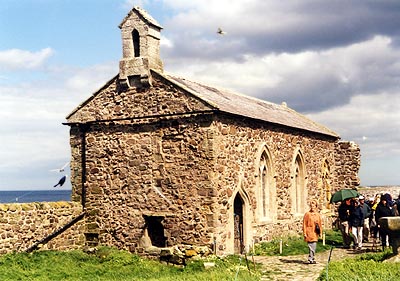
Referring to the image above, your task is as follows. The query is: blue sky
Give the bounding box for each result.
[1,0,400,190]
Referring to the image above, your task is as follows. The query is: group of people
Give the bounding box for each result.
[338,192,399,251]
[301,192,400,264]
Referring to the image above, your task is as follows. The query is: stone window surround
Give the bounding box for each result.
[255,144,277,223]
[290,147,307,217]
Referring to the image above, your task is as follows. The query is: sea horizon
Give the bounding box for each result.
[0,189,72,204]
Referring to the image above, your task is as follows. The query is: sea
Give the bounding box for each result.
[0,189,72,204]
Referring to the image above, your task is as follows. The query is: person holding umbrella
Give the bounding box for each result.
[338,198,354,248]
[303,199,323,264]
[331,189,359,249]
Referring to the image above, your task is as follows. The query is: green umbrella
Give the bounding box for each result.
[330,189,360,203]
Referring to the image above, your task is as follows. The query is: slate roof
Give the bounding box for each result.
[119,6,163,29]
[158,71,339,138]
[66,70,339,138]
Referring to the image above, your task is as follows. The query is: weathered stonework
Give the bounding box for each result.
[65,73,360,255]
[0,202,84,254]
[334,141,361,189]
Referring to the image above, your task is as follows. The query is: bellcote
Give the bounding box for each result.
[118,6,163,88]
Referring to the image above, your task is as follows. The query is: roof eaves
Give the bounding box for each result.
[219,110,339,139]
[289,108,340,138]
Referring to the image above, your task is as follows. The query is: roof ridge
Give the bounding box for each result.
[119,6,163,29]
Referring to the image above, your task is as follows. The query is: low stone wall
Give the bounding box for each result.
[0,201,85,254]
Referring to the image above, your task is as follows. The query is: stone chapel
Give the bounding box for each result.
[65,7,360,255]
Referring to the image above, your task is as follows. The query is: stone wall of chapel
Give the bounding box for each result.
[67,77,359,254]
[333,141,361,190]
[70,116,217,252]
[69,126,84,204]
[67,75,211,124]
[210,116,338,249]
[69,114,346,254]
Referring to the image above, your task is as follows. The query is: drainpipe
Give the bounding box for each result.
[79,123,89,209]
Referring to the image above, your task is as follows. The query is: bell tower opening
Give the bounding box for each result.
[132,29,140,57]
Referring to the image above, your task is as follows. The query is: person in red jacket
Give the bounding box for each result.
[303,199,323,264]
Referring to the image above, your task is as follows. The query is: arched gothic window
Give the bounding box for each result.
[291,152,306,215]
[321,160,331,210]
[257,146,276,221]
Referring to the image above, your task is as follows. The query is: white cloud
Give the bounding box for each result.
[65,63,118,93]
[0,48,54,70]
[307,92,400,186]
[160,35,174,48]
[164,35,400,113]
[0,58,118,190]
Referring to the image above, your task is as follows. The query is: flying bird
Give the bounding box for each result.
[54,175,67,188]
[217,27,226,35]
[50,162,69,173]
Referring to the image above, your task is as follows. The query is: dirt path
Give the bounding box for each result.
[252,241,378,281]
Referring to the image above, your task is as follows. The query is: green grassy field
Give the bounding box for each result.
[317,250,400,281]
[0,247,259,281]
[1,230,399,280]
[253,229,343,256]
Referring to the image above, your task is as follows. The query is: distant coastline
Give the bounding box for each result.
[0,189,72,204]
[358,185,400,200]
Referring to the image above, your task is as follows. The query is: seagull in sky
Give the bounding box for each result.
[50,162,69,173]
[217,27,226,35]
[54,175,67,188]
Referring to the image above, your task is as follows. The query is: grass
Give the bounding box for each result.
[318,250,400,281]
[1,230,398,280]
[0,247,260,281]
[253,229,342,256]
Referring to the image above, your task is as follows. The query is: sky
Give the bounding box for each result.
[1,0,400,190]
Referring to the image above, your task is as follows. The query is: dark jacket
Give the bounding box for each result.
[349,205,364,227]
[338,202,353,221]
[361,203,372,220]
[375,202,394,225]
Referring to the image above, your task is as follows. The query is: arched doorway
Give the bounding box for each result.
[234,193,244,254]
